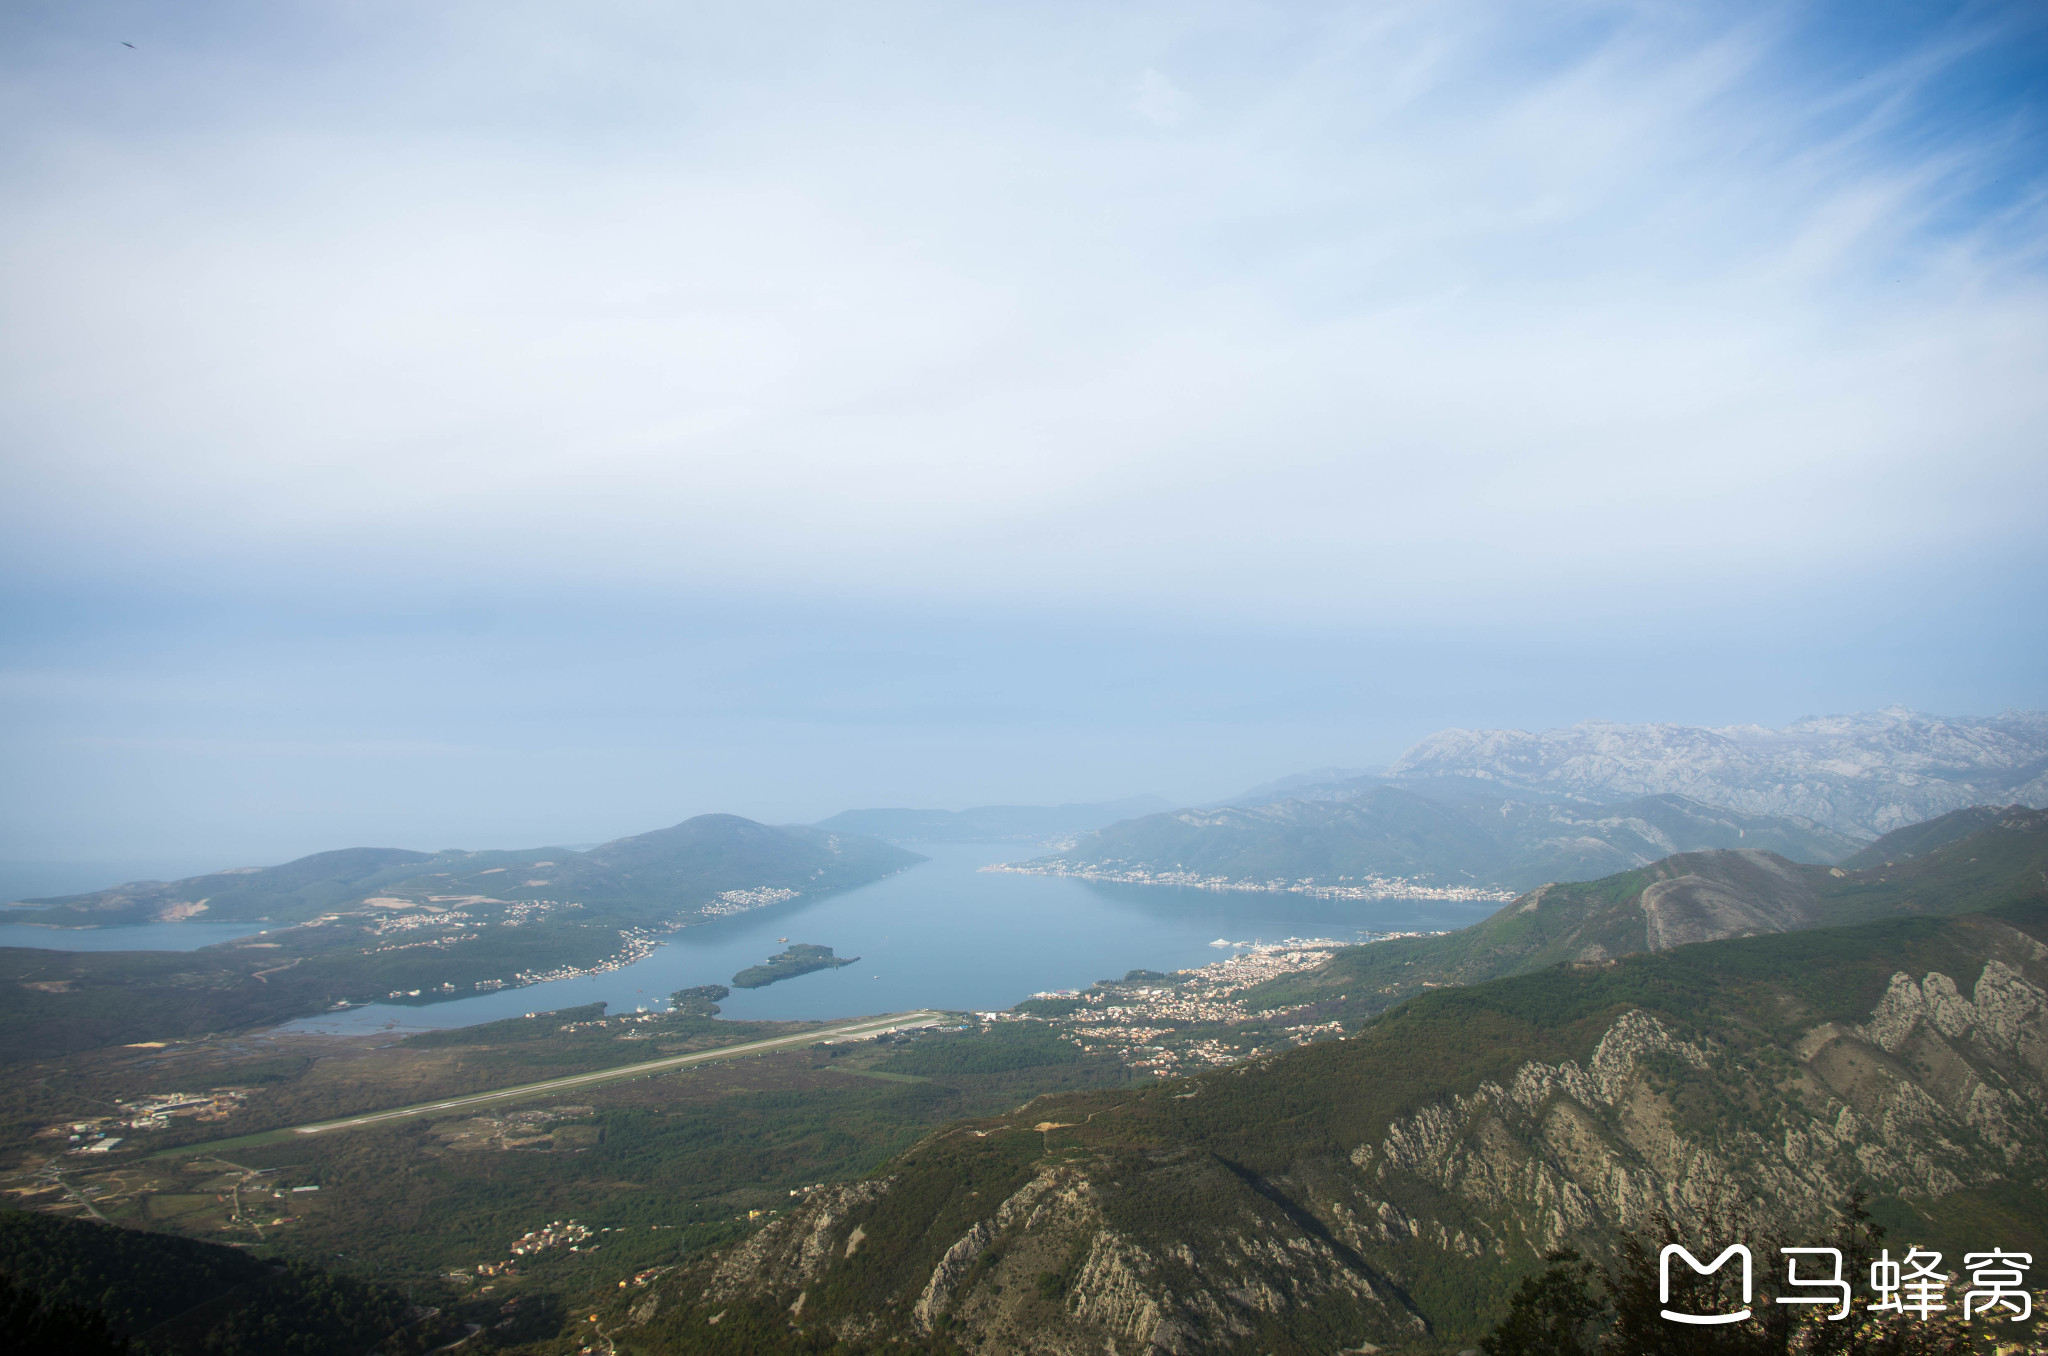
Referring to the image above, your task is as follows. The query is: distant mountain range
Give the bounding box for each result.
[1253,706,2048,838]
[2,814,922,927]
[626,805,2048,1352]
[1245,804,2048,1013]
[813,796,1172,844]
[1010,788,1863,897]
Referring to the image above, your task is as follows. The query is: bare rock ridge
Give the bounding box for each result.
[1369,706,2048,838]
[611,863,2048,1354]
[1635,849,1816,950]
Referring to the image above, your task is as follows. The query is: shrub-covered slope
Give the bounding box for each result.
[0,816,922,1058]
[1240,805,2048,1017]
[1019,788,1861,895]
[606,893,2048,1354]
[0,1211,457,1354]
[6,815,922,928]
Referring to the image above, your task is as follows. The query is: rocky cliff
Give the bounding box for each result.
[603,893,2048,1354]
[1380,707,2048,838]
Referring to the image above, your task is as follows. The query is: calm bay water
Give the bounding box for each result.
[284,843,1499,1036]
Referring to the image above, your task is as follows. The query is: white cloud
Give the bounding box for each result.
[1131,68,1195,127]
[0,0,2042,624]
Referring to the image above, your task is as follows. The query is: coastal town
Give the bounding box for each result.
[984,860,1516,903]
[981,933,1446,1075]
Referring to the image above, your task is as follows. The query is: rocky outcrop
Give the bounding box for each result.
[1636,849,1817,949]
[702,1177,894,1303]
[619,913,2048,1355]
[1388,708,2048,837]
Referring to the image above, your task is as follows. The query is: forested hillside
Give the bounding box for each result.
[1239,805,2048,1018]
[0,1211,459,1354]
[603,884,2048,1353]
[0,816,923,1057]
[1018,788,1863,896]
[5,815,922,927]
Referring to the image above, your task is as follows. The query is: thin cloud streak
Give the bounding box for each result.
[0,1,2044,863]
[0,1,2042,618]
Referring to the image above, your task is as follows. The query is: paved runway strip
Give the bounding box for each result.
[288,1010,949,1137]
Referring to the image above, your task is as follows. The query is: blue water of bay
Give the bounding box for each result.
[283,843,1499,1036]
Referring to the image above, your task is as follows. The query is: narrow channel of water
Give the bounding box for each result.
[282,843,1500,1036]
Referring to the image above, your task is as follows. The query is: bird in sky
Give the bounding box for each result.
[122,42,134,48]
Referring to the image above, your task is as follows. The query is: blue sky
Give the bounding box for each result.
[3,1,2046,870]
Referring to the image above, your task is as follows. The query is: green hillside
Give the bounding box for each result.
[732,943,859,989]
[1017,788,1861,896]
[1,846,441,925]
[0,1210,462,1353]
[0,816,924,1058]
[5,815,923,928]
[601,856,2048,1353]
[1240,804,2048,1017]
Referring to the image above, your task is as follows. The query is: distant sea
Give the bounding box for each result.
[0,859,238,906]
[281,843,1499,1037]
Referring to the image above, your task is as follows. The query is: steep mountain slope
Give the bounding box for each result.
[0,846,440,924]
[0,1209,461,1352]
[1377,707,2048,837]
[1840,804,2014,866]
[1012,789,1859,896]
[814,798,1173,844]
[5,816,922,927]
[472,817,923,918]
[1243,805,2048,1017]
[607,895,2048,1354]
[1021,788,1511,889]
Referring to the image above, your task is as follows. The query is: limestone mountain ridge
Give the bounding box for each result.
[605,816,2048,1354]
[1259,707,2048,839]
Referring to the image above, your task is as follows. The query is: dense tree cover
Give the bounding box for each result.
[401,1003,611,1048]
[588,880,2048,1351]
[0,1209,265,1333]
[1482,1198,1985,1356]
[0,815,925,1060]
[1031,789,1866,894]
[146,1261,426,1356]
[668,985,730,1017]
[187,1039,1133,1280]
[873,1023,1082,1077]
[0,1269,128,1354]
[731,945,857,990]
[1238,807,2048,1020]
[9,817,922,929]
[0,918,633,1062]
[0,1212,453,1355]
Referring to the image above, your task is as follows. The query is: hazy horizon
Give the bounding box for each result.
[5,1,2045,867]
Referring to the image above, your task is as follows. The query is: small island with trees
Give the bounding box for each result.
[730,943,859,989]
